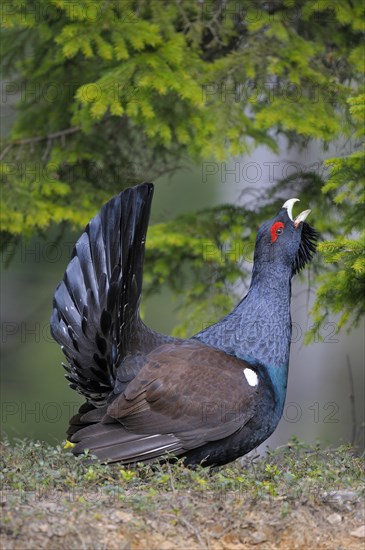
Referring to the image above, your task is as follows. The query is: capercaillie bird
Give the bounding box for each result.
[51,183,317,466]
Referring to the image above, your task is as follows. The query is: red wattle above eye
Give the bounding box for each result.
[270,222,284,243]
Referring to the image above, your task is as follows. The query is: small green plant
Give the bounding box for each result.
[1,434,363,508]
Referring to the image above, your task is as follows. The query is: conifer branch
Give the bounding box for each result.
[0,127,81,161]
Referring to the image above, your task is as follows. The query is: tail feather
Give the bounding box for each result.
[71,421,183,464]
[67,402,184,465]
[51,183,154,406]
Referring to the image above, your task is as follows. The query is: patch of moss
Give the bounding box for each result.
[1,435,363,507]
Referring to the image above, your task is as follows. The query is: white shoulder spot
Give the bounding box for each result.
[243,368,258,387]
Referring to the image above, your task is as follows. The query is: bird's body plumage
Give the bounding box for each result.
[51,183,317,466]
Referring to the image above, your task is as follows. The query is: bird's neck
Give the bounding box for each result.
[194,263,293,413]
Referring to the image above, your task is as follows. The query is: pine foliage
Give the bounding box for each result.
[1,1,364,336]
[308,95,365,334]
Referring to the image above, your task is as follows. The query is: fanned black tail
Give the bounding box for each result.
[51,183,154,406]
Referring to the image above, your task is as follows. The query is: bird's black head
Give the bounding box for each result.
[254,199,318,276]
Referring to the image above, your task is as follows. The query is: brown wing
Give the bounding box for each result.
[71,340,262,463]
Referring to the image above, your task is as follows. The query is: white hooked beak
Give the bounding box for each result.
[282,198,311,228]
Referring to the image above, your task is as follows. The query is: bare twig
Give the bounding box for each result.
[0,126,81,161]
[167,461,176,494]
[346,355,357,447]
[163,513,207,549]
[0,143,13,161]
[41,139,52,162]
[178,516,207,550]
[11,126,80,145]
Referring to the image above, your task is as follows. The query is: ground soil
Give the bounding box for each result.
[1,486,364,549]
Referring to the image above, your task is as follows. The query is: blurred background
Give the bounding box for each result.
[1,1,364,452]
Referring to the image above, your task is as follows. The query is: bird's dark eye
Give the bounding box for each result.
[276,228,283,235]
